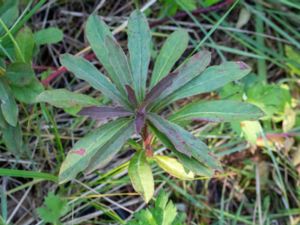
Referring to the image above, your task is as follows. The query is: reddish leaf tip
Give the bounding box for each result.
[236,61,249,70]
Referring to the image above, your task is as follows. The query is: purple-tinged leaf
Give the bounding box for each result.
[125,85,138,107]
[148,113,221,170]
[144,71,178,107]
[78,106,133,120]
[135,107,146,134]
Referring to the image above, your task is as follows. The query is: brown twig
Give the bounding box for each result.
[41,0,234,86]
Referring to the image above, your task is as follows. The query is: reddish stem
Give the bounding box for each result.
[41,53,95,86]
[142,126,153,157]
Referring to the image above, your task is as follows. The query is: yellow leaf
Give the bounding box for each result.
[240,121,262,144]
[154,155,194,180]
[282,104,296,132]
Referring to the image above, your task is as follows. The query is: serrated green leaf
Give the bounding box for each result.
[59,118,133,183]
[84,120,135,174]
[11,78,44,104]
[105,36,132,91]
[154,61,251,111]
[128,150,154,203]
[128,10,151,102]
[34,27,63,45]
[86,15,126,94]
[170,100,264,122]
[15,27,34,63]
[154,155,194,180]
[5,62,34,86]
[60,54,130,109]
[151,50,211,110]
[150,29,189,88]
[37,192,69,225]
[148,113,221,170]
[0,79,18,126]
[36,89,99,109]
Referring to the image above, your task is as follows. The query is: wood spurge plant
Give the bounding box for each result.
[39,10,263,202]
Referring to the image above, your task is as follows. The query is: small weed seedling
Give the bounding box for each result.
[127,190,185,225]
[37,10,263,202]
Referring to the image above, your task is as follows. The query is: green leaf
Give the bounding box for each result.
[150,29,189,88]
[105,36,132,91]
[36,89,99,109]
[174,151,214,177]
[60,54,130,109]
[0,79,18,126]
[15,27,34,63]
[128,10,151,102]
[2,122,23,155]
[0,1,18,36]
[11,78,44,104]
[37,192,69,225]
[151,50,211,110]
[170,100,264,123]
[0,168,57,182]
[246,83,291,118]
[84,120,135,174]
[86,15,126,94]
[59,118,133,183]
[34,27,63,45]
[148,113,221,170]
[154,61,251,111]
[178,0,197,10]
[5,62,35,86]
[154,155,194,180]
[128,150,154,203]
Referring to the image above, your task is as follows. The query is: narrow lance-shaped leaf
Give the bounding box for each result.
[135,107,146,134]
[36,89,99,109]
[0,79,18,127]
[125,85,138,107]
[128,150,154,203]
[86,15,126,94]
[78,106,133,120]
[105,36,133,92]
[85,121,135,174]
[170,100,264,123]
[173,151,214,177]
[60,54,130,109]
[154,155,194,180]
[144,72,178,107]
[149,123,214,177]
[150,29,189,88]
[59,118,133,183]
[151,50,211,109]
[153,61,251,111]
[128,10,151,102]
[148,113,221,170]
